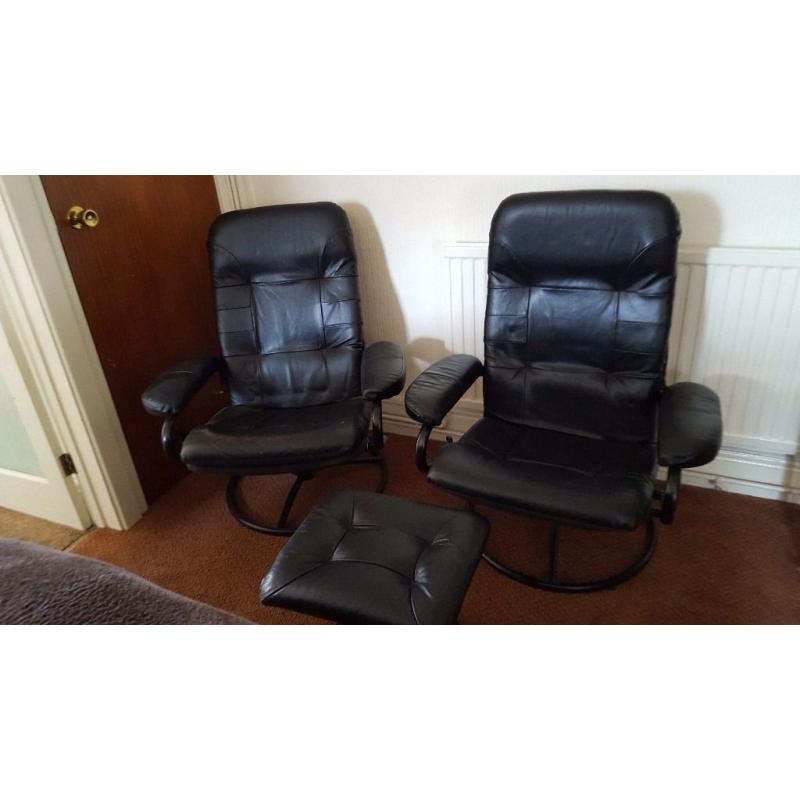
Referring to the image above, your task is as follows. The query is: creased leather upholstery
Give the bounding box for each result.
[415,191,719,532]
[429,417,656,530]
[181,397,371,473]
[209,203,363,408]
[361,340,406,401]
[658,382,722,468]
[141,355,219,416]
[141,202,405,476]
[485,191,680,440]
[260,491,488,624]
[404,354,483,427]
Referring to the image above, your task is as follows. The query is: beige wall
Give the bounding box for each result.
[234,175,800,375]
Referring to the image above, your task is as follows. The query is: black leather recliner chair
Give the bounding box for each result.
[405,191,722,591]
[142,202,405,534]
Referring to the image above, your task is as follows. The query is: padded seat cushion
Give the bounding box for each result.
[428,417,657,530]
[260,491,488,624]
[181,398,371,473]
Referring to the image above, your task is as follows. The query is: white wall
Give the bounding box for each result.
[236,175,800,377]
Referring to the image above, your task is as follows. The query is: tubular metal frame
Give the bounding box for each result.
[225,453,389,536]
[161,399,389,537]
[480,514,658,593]
[415,421,681,593]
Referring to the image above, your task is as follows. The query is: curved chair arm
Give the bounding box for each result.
[142,355,220,416]
[404,354,483,472]
[141,355,221,460]
[658,382,722,469]
[656,382,722,524]
[361,341,406,401]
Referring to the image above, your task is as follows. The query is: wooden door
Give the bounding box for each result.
[40,176,224,504]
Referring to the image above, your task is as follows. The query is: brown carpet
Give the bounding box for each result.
[0,506,86,551]
[71,435,800,624]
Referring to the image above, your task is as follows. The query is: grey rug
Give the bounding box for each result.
[0,538,250,624]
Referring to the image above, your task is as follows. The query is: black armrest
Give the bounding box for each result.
[658,382,722,469]
[361,341,406,401]
[405,354,483,428]
[141,355,220,416]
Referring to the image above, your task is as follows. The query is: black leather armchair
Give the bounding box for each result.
[142,202,405,535]
[405,191,722,591]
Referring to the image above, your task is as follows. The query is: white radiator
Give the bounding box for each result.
[439,243,800,502]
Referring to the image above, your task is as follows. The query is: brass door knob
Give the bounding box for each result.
[67,205,99,229]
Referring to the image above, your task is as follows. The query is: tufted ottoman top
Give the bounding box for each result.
[260,491,488,624]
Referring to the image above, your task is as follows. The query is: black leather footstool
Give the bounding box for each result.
[260,491,488,624]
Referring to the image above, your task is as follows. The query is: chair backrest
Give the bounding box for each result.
[485,191,680,442]
[208,202,363,407]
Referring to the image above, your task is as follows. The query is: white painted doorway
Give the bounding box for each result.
[0,293,90,529]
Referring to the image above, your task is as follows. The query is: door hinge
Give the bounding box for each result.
[59,453,77,476]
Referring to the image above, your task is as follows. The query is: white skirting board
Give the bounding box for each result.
[383,244,800,506]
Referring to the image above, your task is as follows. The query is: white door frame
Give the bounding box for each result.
[0,176,147,530]
[0,288,91,529]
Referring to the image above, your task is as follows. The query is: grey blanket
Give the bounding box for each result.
[0,538,250,625]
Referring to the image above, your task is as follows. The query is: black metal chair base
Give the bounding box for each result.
[481,515,657,593]
[225,454,389,537]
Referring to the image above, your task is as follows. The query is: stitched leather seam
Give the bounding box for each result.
[408,515,465,623]
[524,284,533,421]
[326,558,415,582]
[408,588,421,624]
[490,238,525,268]
[611,289,621,373]
[460,441,653,479]
[262,564,327,600]
[272,561,416,623]
[424,514,462,547]
[485,363,658,378]
[491,281,670,297]
[613,348,660,356]
[227,277,355,287]
[317,230,353,349]
[321,229,351,253]
[625,235,672,272]
[323,504,356,563]
[347,519,432,547]
[248,285,264,404]
[211,242,245,271]
[213,243,263,402]
[489,235,672,283]
[541,286,670,296]
[461,435,499,458]
[318,268,328,353]
[226,344,355,358]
